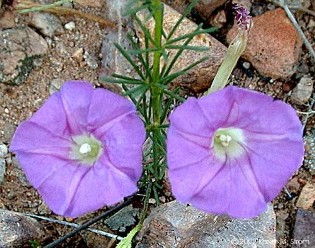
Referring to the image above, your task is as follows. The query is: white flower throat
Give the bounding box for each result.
[212,127,246,161]
[70,134,103,165]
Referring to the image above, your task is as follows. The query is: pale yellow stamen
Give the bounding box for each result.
[79,143,92,154]
[218,134,232,147]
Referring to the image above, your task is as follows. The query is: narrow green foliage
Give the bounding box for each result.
[102,0,214,198]
[103,3,214,245]
[101,76,144,85]
[159,56,209,85]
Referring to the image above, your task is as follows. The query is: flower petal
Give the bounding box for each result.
[28,93,70,137]
[189,157,267,218]
[217,87,303,133]
[168,153,224,202]
[13,152,88,215]
[10,121,70,158]
[168,97,211,136]
[198,87,237,128]
[167,127,210,169]
[87,88,136,135]
[246,137,304,202]
[59,80,94,135]
[103,113,145,181]
[64,155,138,217]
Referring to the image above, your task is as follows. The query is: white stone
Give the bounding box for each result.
[65,21,76,31]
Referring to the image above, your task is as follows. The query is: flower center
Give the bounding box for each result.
[212,127,246,161]
[70,134,103,165]
[217,134,232,147]
[79,143,92,154]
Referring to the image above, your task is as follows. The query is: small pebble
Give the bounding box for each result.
[308,19,315,29]
[0,144,8,157]
[149,198,156,204]
[4,108,9,114]
[0,159,5,184]
[72,48,84,61]
[49,79,64,95]
[159,196,166,203]
[64,21,76,31]
[291,75,314,105]
[242,62,251,70]
[83,51,99,69]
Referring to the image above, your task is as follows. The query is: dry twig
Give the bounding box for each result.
[15,0,116,28]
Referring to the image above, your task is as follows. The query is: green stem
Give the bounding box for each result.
[151,0,163,124]
[151,0,163,176]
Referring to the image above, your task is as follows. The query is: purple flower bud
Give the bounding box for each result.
[10,81,145,218]
[232,3,252,31]
[167,86,304,218]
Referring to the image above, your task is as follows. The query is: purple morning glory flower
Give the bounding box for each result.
[10,81,145,218]
[167,86,304,218]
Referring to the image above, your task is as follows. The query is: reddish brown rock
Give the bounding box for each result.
[227,8,303,79]
[194,0,228,20]
[0,11,15,29]
[29,12,64,37]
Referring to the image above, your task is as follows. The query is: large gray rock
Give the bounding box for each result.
[29,12,64,38]
[136,201,276,248]
[100,0,135,93]
[105,205,139,232]
[0,27,48,85]
[0,209,47,248]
